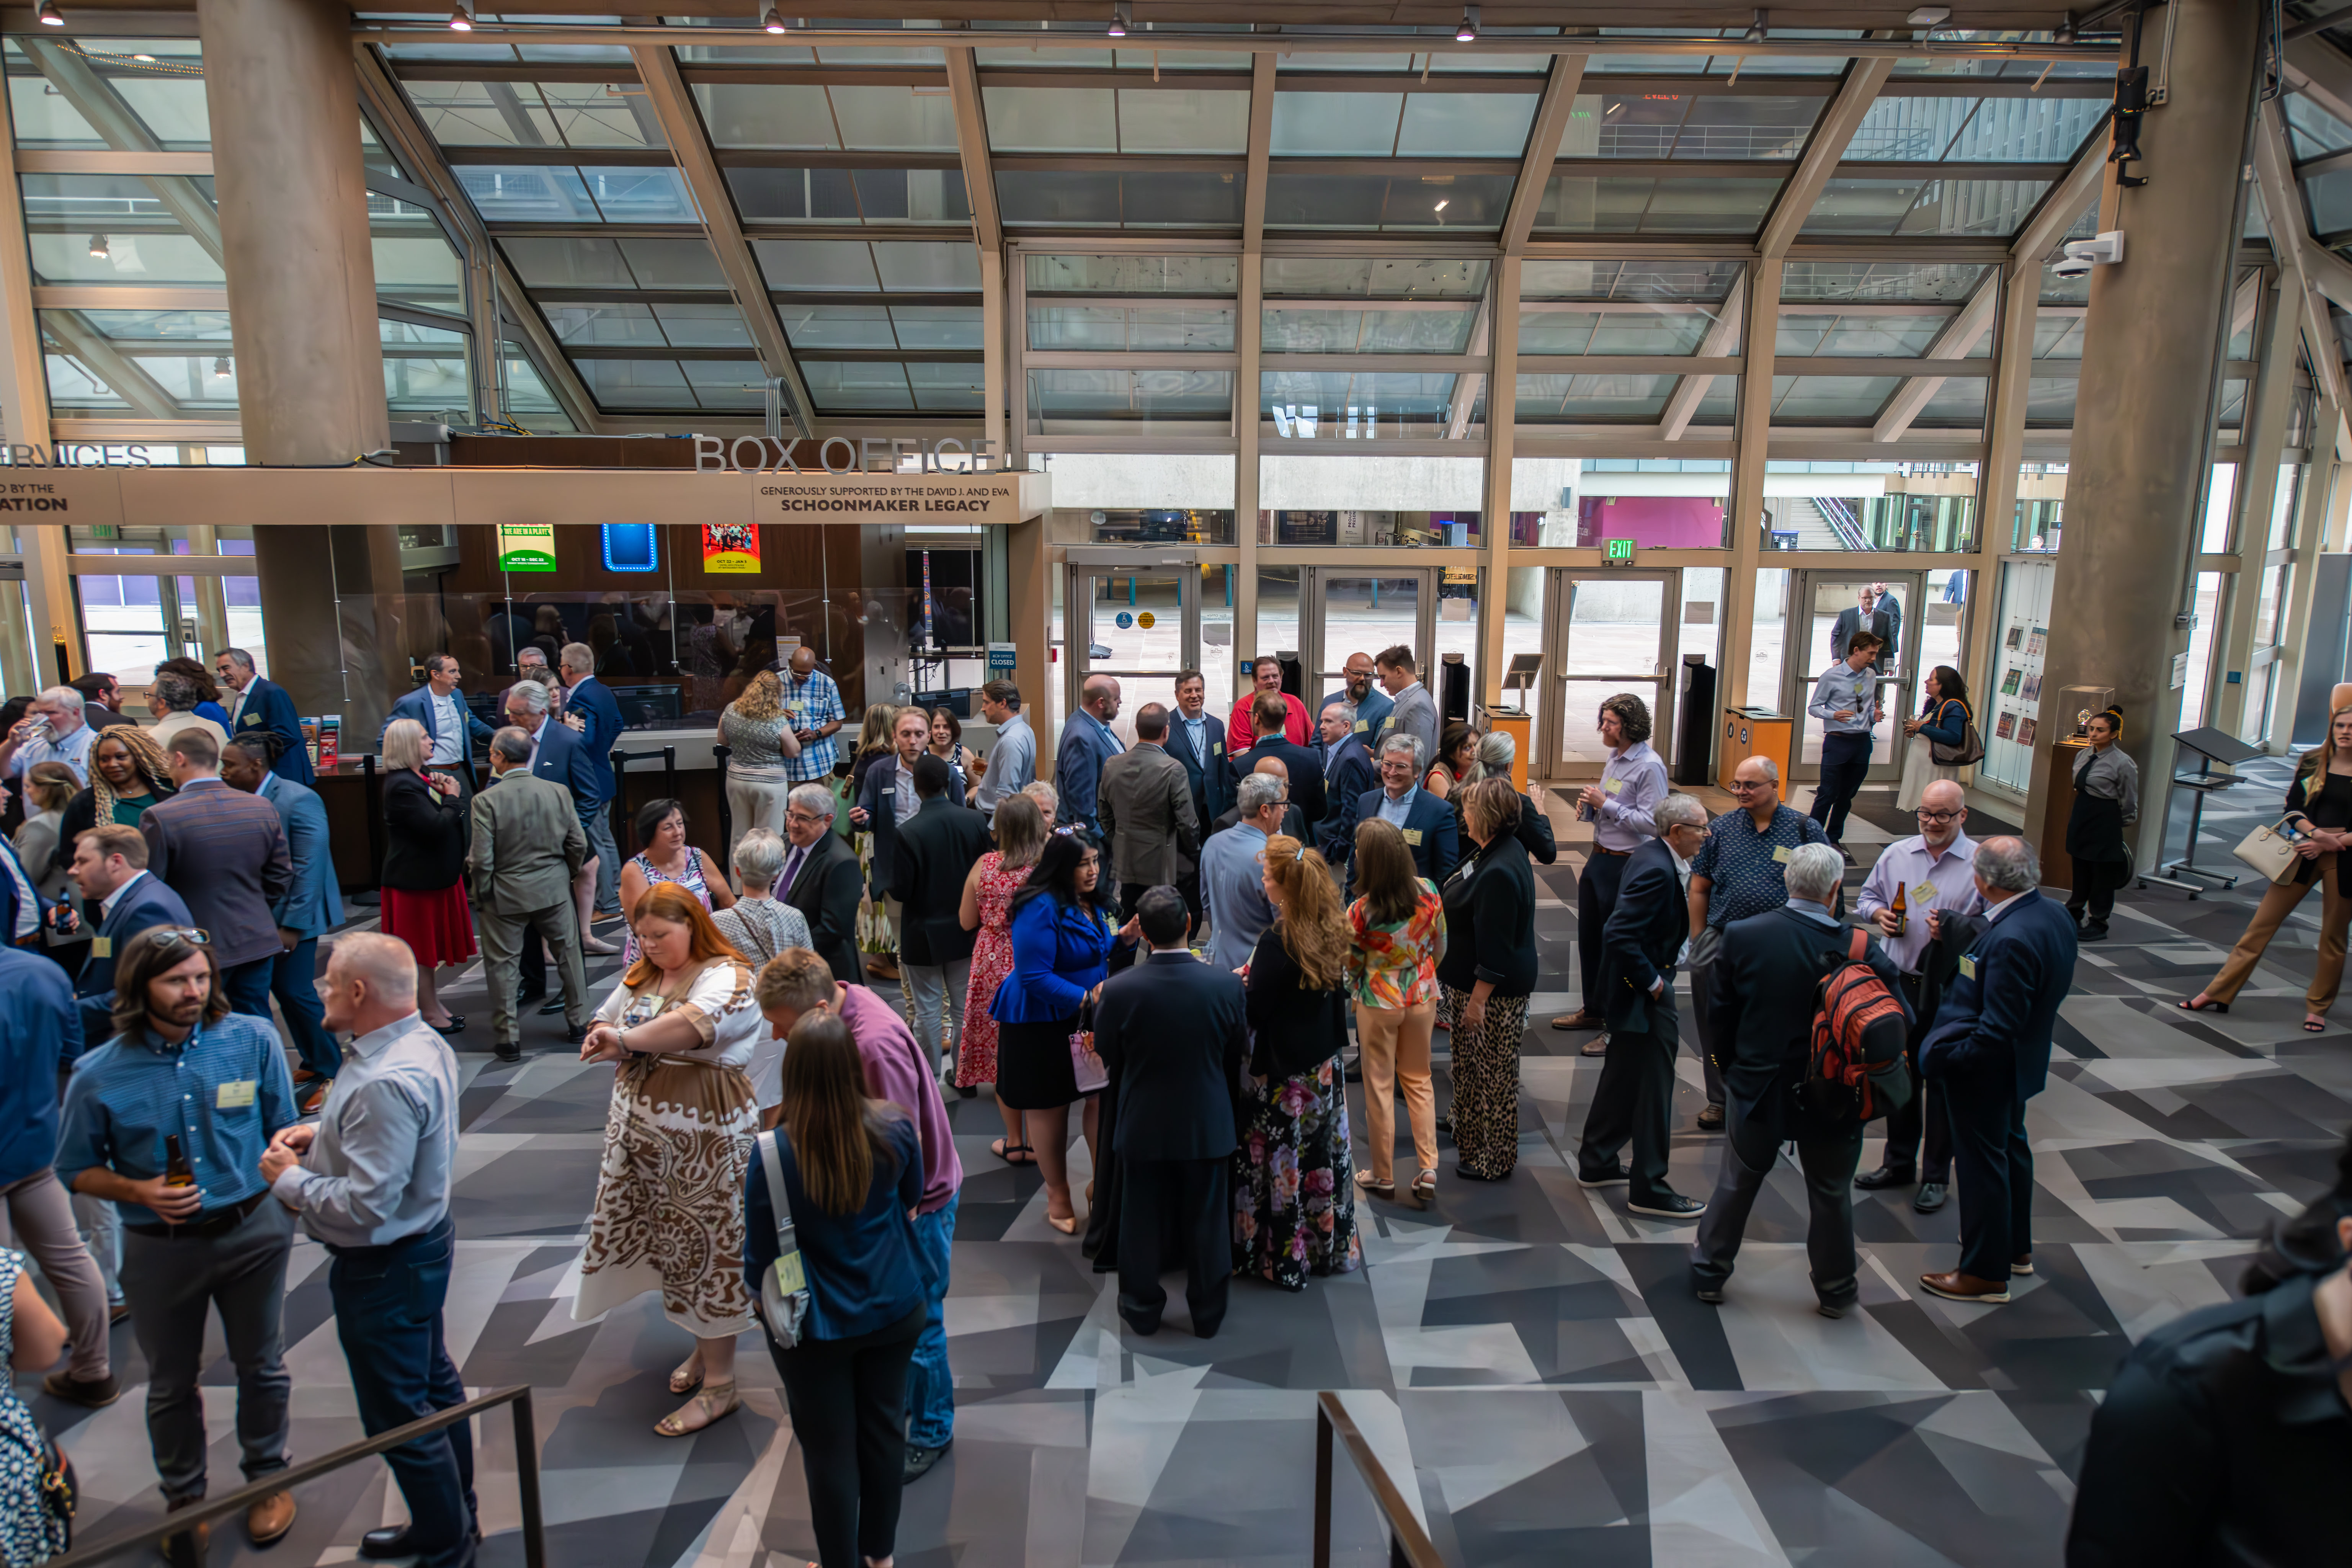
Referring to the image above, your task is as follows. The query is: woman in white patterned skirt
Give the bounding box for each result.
[573,881,765,1437]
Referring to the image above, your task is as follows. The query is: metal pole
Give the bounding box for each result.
[1312,1401,1334,1568]
[511,1390,546,1568]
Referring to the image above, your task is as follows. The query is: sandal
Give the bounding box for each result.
[1355,1171,1395,1196]
[990,1138,1036,1167]
[655,1380,738,1438]
[2177,996,2230,1014]
[2306,1015,2328,1033]
[1411,1171,1437,1199]
[668,1354,703,1396]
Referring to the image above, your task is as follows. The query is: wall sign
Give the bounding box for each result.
[601,523,658,573]
[497,523,556,572]
[987,642,1016,670]
[1603,537,1636,562]
[702,523,761,574]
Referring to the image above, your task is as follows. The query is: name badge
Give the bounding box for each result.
[92,936,111,958]
[773,1249,807,1295]
[1771,845,1792,864]
[216,1080,257,1109]
[1213,742,1223,756]
[1958,954,1977,980]
[1354,719,1369,733]
[1604,778,1625,795]
[1402,828,1424,846]
[881,787,893,797]
[1912,880,1939,906]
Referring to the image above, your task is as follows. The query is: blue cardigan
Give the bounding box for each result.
[1917,697,1970,748]
[743,1116,924,1342]
[990,892,1115,1024]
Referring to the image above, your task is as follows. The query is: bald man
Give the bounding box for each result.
[262,933,476,1566]
[1055,674,1126,839]
[1209,754,1306,842]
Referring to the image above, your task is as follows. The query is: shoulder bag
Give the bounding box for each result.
[1928,700,1986,768]
[2231,816,2309,886]
[752,1130,815,1351]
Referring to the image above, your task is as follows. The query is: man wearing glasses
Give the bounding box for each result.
[1851,778,1985,1214]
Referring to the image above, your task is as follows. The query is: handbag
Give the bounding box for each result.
[2231,817,2309,885]
[1928,701,1986,767]
[752,1130,815,1351]
[1068,997,1109,1095]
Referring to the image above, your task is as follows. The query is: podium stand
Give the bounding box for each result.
[2143,725,2265,897]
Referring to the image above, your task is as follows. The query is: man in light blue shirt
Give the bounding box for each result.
[0,684,96,784]
[1200,771,1284,970]
[973,679,1034,820]
[782,647,847,784]
[262,932,476,1568]
[1805,630,1884,854]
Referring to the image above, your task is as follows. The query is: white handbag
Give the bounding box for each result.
[2230,818,2307,886]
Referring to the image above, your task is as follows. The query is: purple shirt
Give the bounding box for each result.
[838,983,963,1214]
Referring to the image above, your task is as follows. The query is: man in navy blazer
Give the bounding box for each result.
[1316,701,1375,857]
[1055,675,1125,840]
[1334,734,1457,889]
[1226,691,1325,833]
[224,737,346,1104]
[387,655,498,809]
[1578,796,1710,1220]
[558,642,626,917]
[1917,836,2079,1305]
[852,707,966,916]
[60,823,192,1049]
[503,681,600,805]
[1168,673,1231,931]
[215,648,312,785]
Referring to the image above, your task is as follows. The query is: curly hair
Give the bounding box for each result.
[731,668,786,722]
[1599,692,1652,746]
[90,723,174,822]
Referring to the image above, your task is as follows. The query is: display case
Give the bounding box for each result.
[2055,685,2118,740]
[1981,559,2055,792]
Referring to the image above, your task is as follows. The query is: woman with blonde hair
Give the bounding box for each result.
[378,716,474,1034]
[1233,834,1364,1288]
[575,882,763,1436]
[2186,704,2352,1030]
[1346,818,1446,1201]
[718,668,803,859]
[13,761,79,908]
[849,701,904,979]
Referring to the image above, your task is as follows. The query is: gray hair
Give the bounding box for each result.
[1377,732,1424,768]
[1327,701,1357,727]
[152,673,199,713]
[1237,771,1285,817]
[381,717,428,773]
[1740,755,1781,786]
[1784,842,1844,903]
[218,648,256,674]
[36,685,83,715]
[732,826,787,889]
[787,782,836,820]
[489,725,534,765]
[1655,793,1707,835]
[1975,836,2041,893]
[506,679,550,715]
[1476,730,1515,773]
[560,641,595,675]
[1021,779,1058,812]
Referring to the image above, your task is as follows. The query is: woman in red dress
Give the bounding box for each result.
[958,792,1049,1164]
[378,717,477,1034]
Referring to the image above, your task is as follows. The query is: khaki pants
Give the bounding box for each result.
[1356,996,1437,1186]
[2206,856,2352,1011]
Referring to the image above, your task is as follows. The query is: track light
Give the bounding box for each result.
[1744,8,1768,41]
[1455,4,1478,42]
[212,356,230,379]
[762,5,786,30]
[2054,11,2077,43]
[88,234,107,260]
[447,0,472,30]
[1107,1,1127,38]
[36,1,62,25]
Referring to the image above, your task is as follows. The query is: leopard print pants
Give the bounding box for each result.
[1443,986,1529,1180]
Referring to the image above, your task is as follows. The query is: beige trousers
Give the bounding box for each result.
[1356,996,1438,1185]
[2205,854,2352,1011]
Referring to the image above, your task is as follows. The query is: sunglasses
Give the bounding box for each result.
[147,926,212,951]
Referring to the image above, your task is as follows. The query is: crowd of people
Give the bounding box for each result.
[0,637,2347,1568]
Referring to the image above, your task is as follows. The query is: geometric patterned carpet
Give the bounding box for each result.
[19,771,2347,1566]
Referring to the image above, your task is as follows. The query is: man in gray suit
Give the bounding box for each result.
[1828,583,1901,673]
[470,726,591,1062]
[1373,645,1441,769]
[140,726,291,1021]
[1098,703,1200,923]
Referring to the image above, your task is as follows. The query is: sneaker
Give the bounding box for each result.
[1627,1193,1707,1220]
[2012,1253,2034,1276]
[2080,923,2109,942]
[42,1370,121,1408]
[903,1442,948,1482]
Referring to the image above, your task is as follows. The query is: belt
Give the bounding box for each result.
[126,1190,266,1240]
[323,1214,453,1259]
[1592,846,1631,858]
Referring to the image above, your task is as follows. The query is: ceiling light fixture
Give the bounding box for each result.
[1744,8,1768,41]
[1433,198,1449,211]
[1107,1,1128,38]
[87,233,107,260]
[447,0,473,30]
[36,1,62,25]
[213,356,230,380]
[2053,11,2077,43]
[1455,5,1479,43]
[131,52,154,61]
[762,5,786,31]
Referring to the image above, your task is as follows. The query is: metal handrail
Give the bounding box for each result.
[1312,1391,1444,1568]
[49,1383,545,1568]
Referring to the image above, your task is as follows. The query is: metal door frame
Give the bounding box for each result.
[1063,548,1201,721]
[1781,568,1928,784]
[1536,568,1679,784]
[1299,565,1440,709]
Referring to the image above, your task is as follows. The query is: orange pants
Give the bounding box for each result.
[2205,854,2352,1011]
[1356,996,1437,1186]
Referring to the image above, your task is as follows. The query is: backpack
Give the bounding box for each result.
[1802,929,1913,1122]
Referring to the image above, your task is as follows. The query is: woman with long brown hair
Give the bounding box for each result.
[1233,834,1364,1289]
[1346,818,1447,1201]
[573,882,762,1436]
[743,1011,927,1568]
[2185,704,2352,1030]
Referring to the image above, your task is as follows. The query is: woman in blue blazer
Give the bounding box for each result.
[990,833,1138,1233]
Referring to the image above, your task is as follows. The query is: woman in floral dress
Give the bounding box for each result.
[957,792,1049,1165]
[1234,834,1363,1289]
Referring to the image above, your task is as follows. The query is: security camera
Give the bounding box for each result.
[2051,230,2125,280]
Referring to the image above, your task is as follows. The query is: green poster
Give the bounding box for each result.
[498,523,557,572]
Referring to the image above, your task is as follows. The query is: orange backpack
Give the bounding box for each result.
[1803,928,1913,1122]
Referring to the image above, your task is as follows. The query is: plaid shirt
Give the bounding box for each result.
[782,668,846,782]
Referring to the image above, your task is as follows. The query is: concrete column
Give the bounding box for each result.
[1718,257,1780,712]
[198,0,388,465]
[2027,0,2262,866]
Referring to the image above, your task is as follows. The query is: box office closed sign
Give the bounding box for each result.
[758,475,1023,526]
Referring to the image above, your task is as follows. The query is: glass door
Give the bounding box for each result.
[1063,552,1201,733]
[1544,571,1673,781]
[1303,567,1438,713]
[1783,570,1926,781]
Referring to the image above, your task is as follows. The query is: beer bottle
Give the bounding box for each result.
[163,1134,195,1187]
[1890,879,1908,937]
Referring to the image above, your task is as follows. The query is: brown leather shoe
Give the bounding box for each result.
[1919,1270,2011,1304]
[1549,1011,1601,1031]
[247,1490,297,1548]
[1581,1033,1610,1058]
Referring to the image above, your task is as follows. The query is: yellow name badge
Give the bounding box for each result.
[1354,719,1370,733]
[1959,955,1977,980]
[1402,828,1424,846]
[773,1249,806,1295]
[216,1080,257,1110]
[1771,845,1792,864]
[1213,743,1224,756]
[1912,880,1939,906]
[92,936,111,959]
[1604,778,1625,795]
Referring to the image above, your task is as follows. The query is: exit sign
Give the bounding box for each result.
[1602,537,1636,564]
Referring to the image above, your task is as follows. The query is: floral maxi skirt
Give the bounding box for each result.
[1232,1058,1364,1290]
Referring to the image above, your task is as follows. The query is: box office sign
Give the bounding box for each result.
[497,522,557,572]
[757,474,1026,527]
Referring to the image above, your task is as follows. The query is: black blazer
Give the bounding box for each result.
[382,769,468,890]
[1093,949,1247,1162]
[889,795,992,967]
[1515,790,1558,866]
[1436,833,1539,999]
[1228,735,1326,830]
[1243,924,1351,1079]
[1170,716,1233,840]
[1705,904,1906,1143]
[783,830,865,985]
[1597,838,1687,1034]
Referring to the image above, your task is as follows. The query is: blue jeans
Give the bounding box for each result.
[273,937,341,1081]
[904,1194,957,1450]
[329,1217,477,1568]
[581,802,621,916]
[221,955,274,1019]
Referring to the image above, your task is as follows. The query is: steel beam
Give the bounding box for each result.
[944,46,1001,256]
[1499,54,1586,255]
[41,307,184,419]
[1658,270,1745,440]
[1757,56,1897,260]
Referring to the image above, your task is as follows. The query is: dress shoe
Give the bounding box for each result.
[866,957,901,982]
[1627,1192,1707,1220]
[1693,1283,1725,1304]
[1816,1297,1853,1320]
[1913,1181,1949,1213]
[495,1045,523,1064]
[247,1490,296,1547]
[291,1067,324,1086]
[2080,923,2109,942]
[1549,1011,1601,1031]
[564,1023,590,1045]
[109,1300,131,1325]
[42,1369,121,1407]
[516,987,547,1007]
[297,1080,330,1115]
[2012,1253,2033,1276]
[1576,1163,1630,1188]
[1695,1103,1725,1131]
[1854,1164,1915,1191]
[1919,1269,2011,1304]
[902,1442,948,1482]
[582,933,622,956]
[159,1498,208,1567]
[361,1522,480,1561]
[1581,1032,1610,1058]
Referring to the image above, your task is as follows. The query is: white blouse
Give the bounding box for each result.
[594,958,763,1071]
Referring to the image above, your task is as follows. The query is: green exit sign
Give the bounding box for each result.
[1603,537,1636,561]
